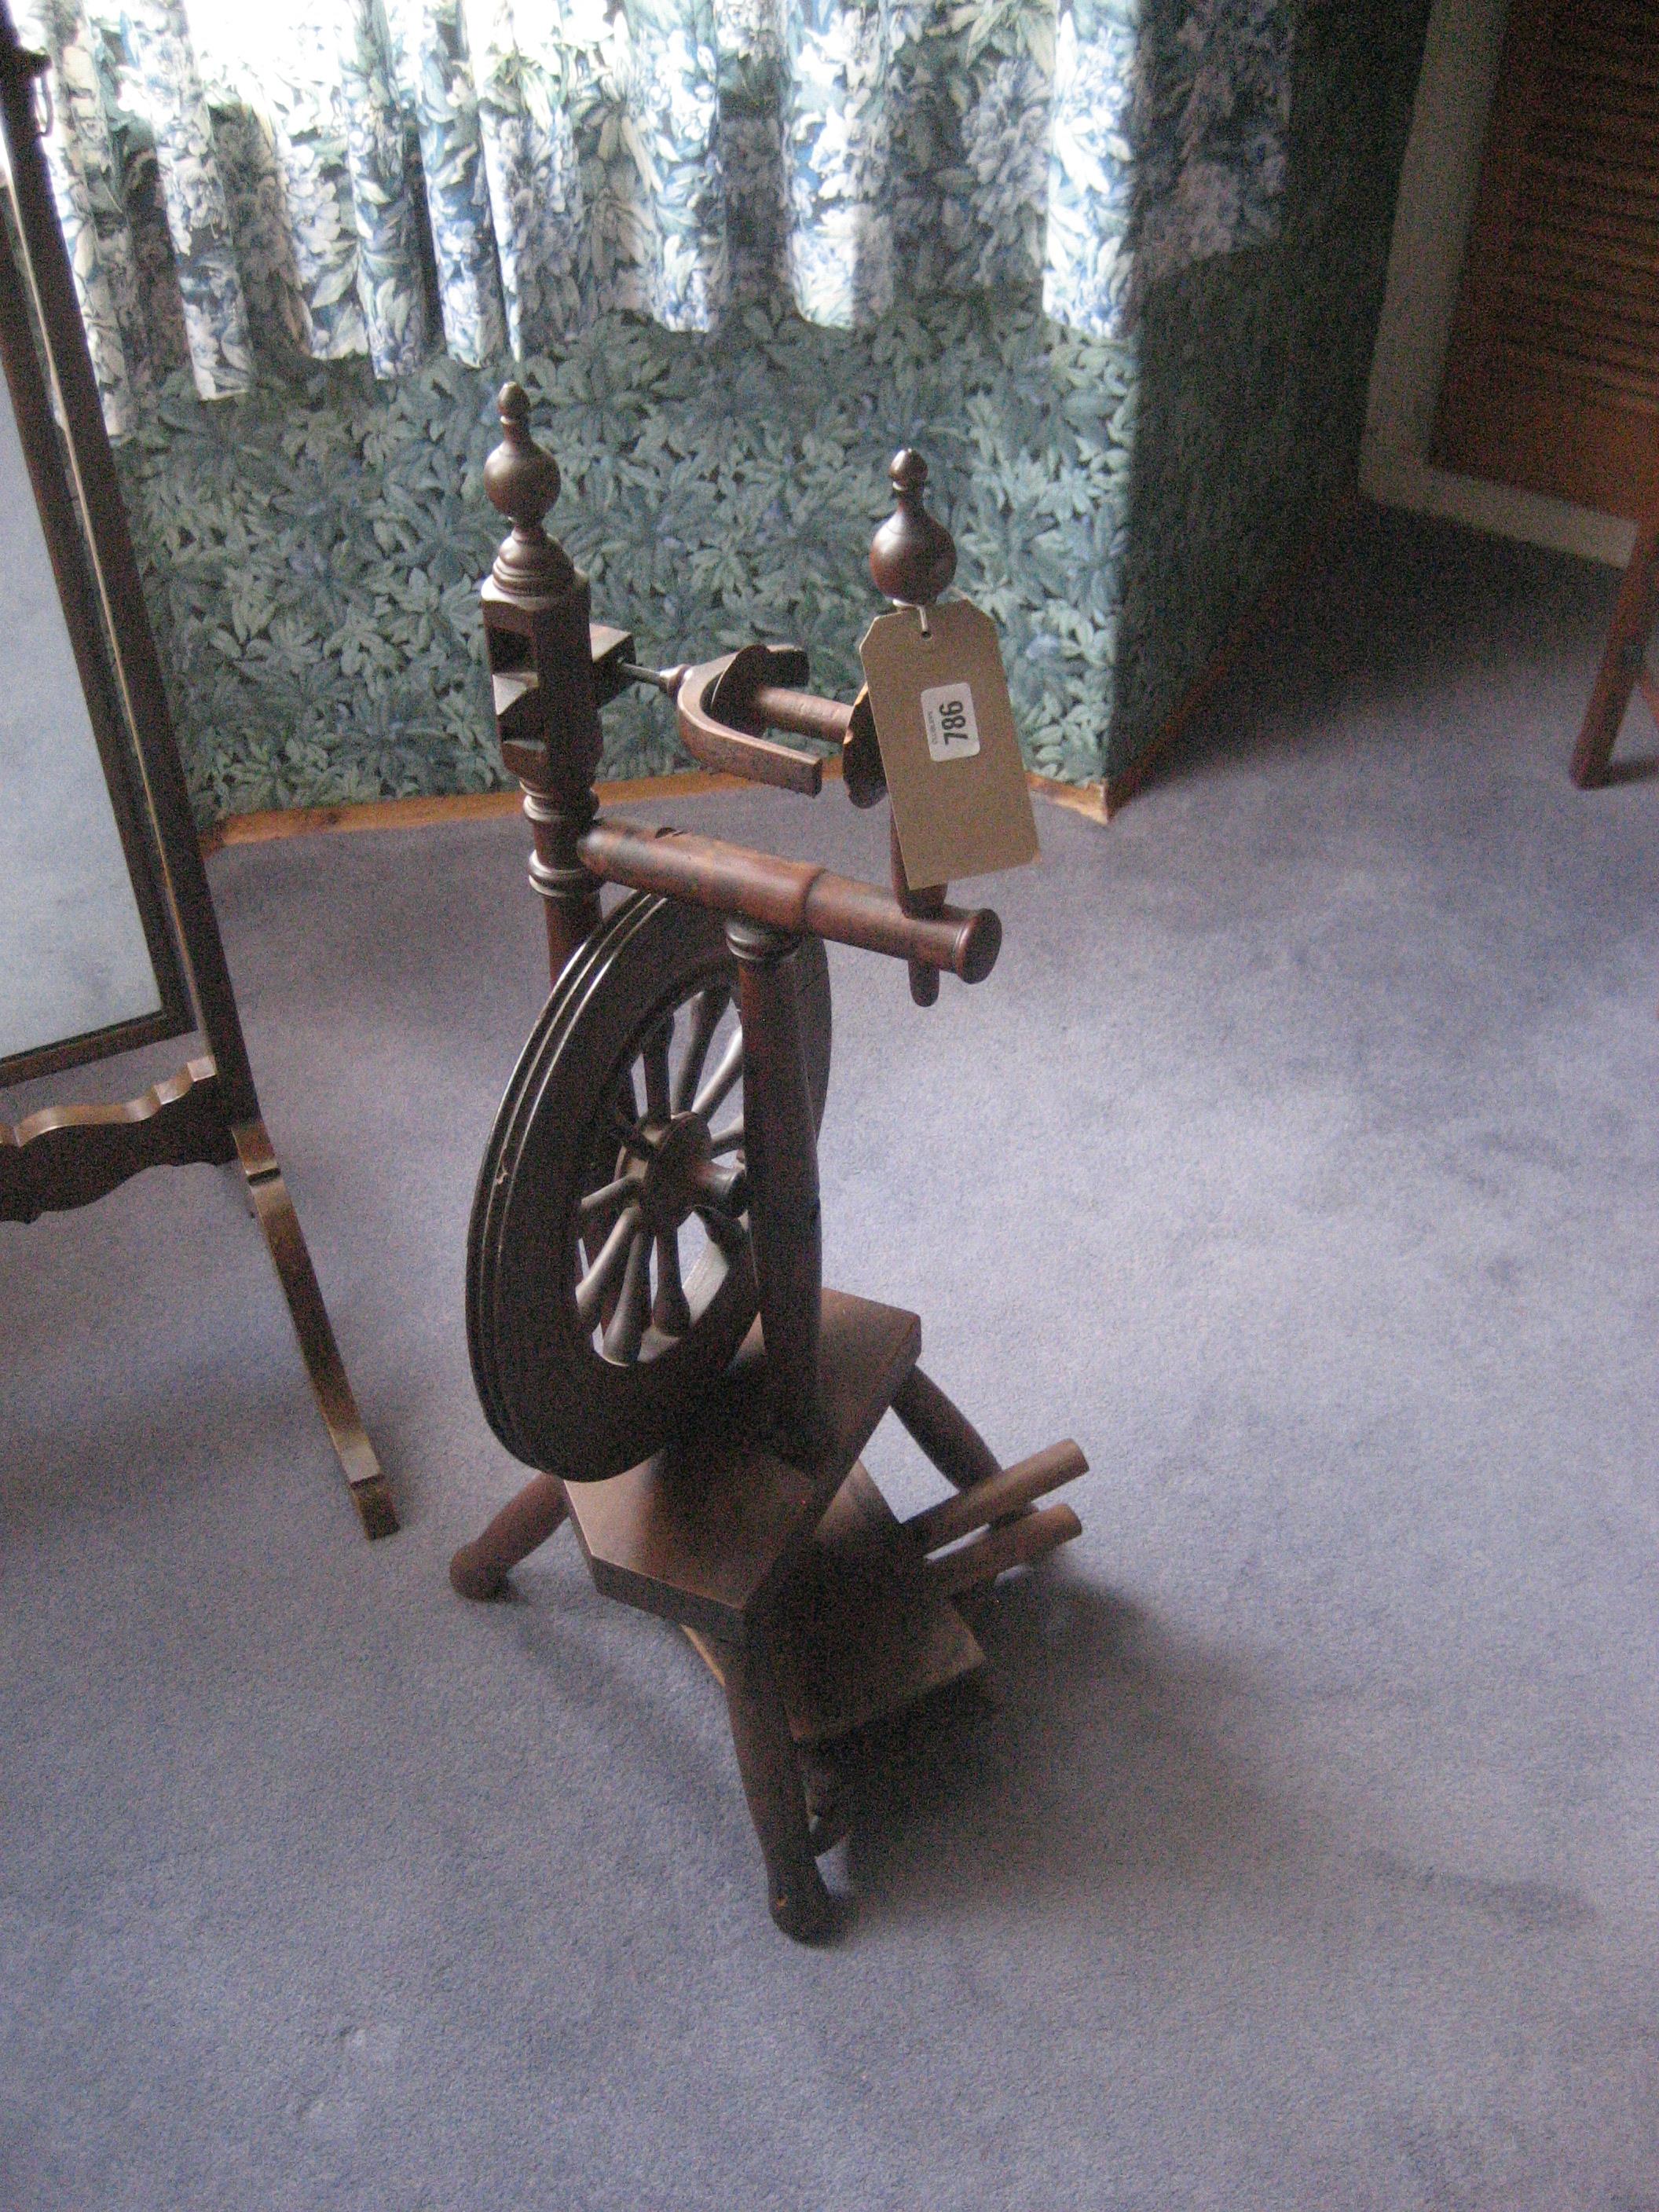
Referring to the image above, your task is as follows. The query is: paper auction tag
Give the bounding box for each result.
[859,597,1039,889]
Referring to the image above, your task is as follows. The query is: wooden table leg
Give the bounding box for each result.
[450,1471,569,1599]
[719,1630,839,1942]
[1572,513,1659,788]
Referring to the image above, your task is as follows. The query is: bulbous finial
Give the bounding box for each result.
[869,449,957,608]
[484,382,577,598]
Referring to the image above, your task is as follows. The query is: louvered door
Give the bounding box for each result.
[1434,0,1659,520]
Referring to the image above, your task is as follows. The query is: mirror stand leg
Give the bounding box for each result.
[233,1119,397,1540]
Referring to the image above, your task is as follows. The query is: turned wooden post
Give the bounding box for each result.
[480,383,605,985]
[869,447,957,609]
[718,1628,837,1940]
[870,450,957,1008]
[726,919,823,1454]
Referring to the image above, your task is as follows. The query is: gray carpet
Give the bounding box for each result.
[5,506,1659,2211]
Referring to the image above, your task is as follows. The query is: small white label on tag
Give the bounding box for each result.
[920,680,980,764]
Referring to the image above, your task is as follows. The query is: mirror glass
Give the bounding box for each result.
[0,353,165,1067]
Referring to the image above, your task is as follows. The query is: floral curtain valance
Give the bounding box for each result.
[14,0,1292,438]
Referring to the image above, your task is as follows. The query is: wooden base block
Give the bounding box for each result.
[687,1462,983,1748]
[564,1287,920,1638]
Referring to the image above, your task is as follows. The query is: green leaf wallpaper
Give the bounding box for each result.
[1110,0,1434,777]
[115,288,1133,823]
[107,3,1429,826]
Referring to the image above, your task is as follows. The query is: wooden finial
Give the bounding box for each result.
[485,382,577,599]
[869,449,957,608]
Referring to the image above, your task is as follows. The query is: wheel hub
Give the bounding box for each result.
[635,1112,714,1235]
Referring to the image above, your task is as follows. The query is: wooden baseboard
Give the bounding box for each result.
[1027,768,1109,824]
[1101,491,1360,815]
[197,768,749,855]
[199,758,1111,854]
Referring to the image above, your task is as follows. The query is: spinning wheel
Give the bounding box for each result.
[451,390,1089,1941]
[469,892,830,1480]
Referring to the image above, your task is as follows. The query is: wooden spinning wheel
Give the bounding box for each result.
[469,893,830,1480]
[451,389,1089,1941]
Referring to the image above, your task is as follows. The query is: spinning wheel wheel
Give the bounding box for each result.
[468,892,831,1480]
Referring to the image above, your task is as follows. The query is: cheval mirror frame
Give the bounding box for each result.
[0,9,394,1540]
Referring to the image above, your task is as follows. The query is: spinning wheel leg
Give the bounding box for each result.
[449,1471,569,1600]
[892,1364,1000,1492]
[719,1630,839,1943]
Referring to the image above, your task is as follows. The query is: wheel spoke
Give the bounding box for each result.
[580,1173,638,1224]
[696,1203,749,1258]
[606,1104,651,1160]
[575,1203,641,1328]
[652,1229,690,1335]
[672,985,729,1113]
[563,969,765,1369]
[642,1019,672,1124]
[602,1229,652,1361]
[693,1027,744,1120]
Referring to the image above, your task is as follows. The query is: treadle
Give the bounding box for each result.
[687,1462,985,1746]
[562,1288,921,1639]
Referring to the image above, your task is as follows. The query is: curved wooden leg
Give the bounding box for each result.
[233,1119,396,1540]
[720,1632,839,1942]
[449,1471,569,1600]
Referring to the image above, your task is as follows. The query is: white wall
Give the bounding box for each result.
[1361,0,1636,568]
